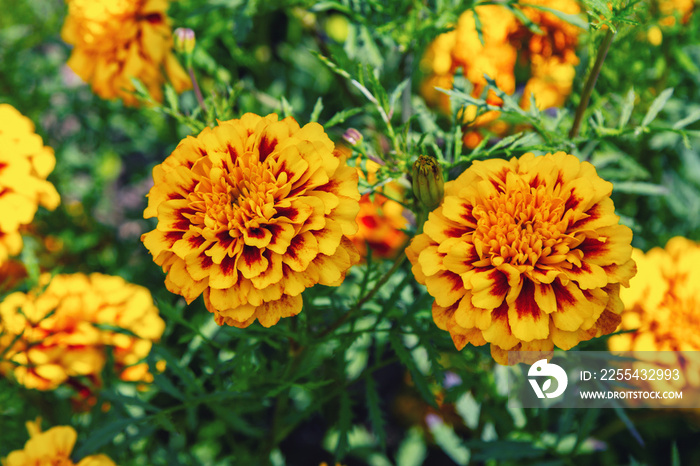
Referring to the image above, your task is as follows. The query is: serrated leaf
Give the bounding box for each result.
[618,88,635,129]
[583,0,612,18]
[310,97,324,123]
[335,390,353,460]
[389,333,437,408]
[365,375,387,450]
[326,107,362,127]
[641,87,674,127]
[673,108,700,129]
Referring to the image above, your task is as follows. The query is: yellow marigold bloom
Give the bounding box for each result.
[611,238,700,352]
[0,273,164,391]
[407,152,636,364]
[2,419,116,466]
[420,1,581,146]
[0,104,60,264]
[608,238,700,399]
[142,113,361,328]
[61,0,192,106]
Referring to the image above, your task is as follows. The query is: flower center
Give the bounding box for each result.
[472,181,567,267]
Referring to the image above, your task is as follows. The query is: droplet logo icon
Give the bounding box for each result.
[528,359,568,399]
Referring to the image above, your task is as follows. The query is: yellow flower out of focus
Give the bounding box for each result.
[0,273,165,391]
[61,0,192,105]
[141,113,361,328]
[0,104,60,265]
[610,237,700,352]
[407,152,636,364]
[420,0,582,146]
[658,0,695,27]
[2,419,116,466]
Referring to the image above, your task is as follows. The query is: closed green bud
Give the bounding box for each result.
[412,155,444,211]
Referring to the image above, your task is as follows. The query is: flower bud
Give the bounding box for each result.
[412,155,444,211]
[342,128,363,146]
[174,28,196,54]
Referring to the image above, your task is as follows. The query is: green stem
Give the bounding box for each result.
[188,67,207,115]
[569,28,616,139]
[317,245,409,340]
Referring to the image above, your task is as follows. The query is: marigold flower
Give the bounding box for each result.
[2,419,116,466]
[142,113,360,328]
[611,237,700,352]
[0,105,60,264]
[420,1,582,146]
[0,273,164,391]
[407,152,636,364]
[608,238,700,398]
[61,0,191,105]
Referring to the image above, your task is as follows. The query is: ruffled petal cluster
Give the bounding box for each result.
[2,420,116,466]
[0,105,60,264]
[61,0,191,105]
[0,273,165,391]
[611,237,700,352]
[142,113,361,328]
[407,152,636,364]
[420,1,582,146]
[608,238,700,397]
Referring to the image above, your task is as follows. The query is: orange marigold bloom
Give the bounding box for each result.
[420,1,582,145]
[142,113,361,328]
[407,152,636,364]
[610,237,700,352]
[61,0,191,106]
[0,273,165,391]
[0,104,60,264]
[2,419,116,466]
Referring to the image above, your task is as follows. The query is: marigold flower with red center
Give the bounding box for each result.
[0,104,60,264]
[141,113,361,328]
[0,273,164,391]
[407,152,636,364]
[61,0,191,106]
[3,419,116,466]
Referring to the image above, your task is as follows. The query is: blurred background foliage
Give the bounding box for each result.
[1,0,700,464]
